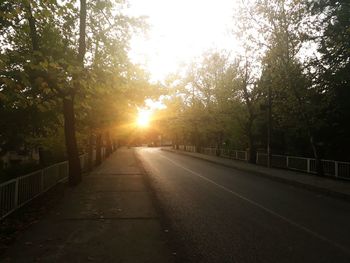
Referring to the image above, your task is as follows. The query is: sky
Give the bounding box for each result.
[126,0,240,82]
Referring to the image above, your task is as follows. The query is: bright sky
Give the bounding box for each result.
[127,0,240,82]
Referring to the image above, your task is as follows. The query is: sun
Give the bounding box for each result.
[137,110,151,128]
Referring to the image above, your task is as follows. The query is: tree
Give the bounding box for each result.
[238,0,327,173]
[309,0,350,160]
[0,0,149,182]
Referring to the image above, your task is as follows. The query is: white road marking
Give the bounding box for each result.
[158,152,350,255]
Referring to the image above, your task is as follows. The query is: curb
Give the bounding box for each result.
[161,148,350,202]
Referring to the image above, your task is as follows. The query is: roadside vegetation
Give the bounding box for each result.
[0,0,159,183]
[1,0,349,181]
[158,0,350,173]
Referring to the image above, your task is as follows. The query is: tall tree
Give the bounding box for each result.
[63,0,86,185]
[240,0,326,173]
[0,0,148,182]
[309,0,350,160]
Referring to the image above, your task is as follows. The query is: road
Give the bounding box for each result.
[136,147,350,263]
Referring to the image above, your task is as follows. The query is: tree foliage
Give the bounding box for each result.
[159,0,350,166]
[0,0,152,182]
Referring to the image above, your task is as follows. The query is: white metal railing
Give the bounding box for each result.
[185,145,196,153]
[201,147,217,156]
[0,147,110,220]
[0,160,70,220]
[256,152,350,180]
[201,147,248,161]
[179,145,196,153]
[176,146,349,180]
[178,146,248,161]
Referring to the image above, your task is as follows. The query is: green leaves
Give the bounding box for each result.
[0,0,149,162]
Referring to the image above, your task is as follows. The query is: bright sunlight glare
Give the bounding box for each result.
[137,110,152,128]
[127,0,240,82]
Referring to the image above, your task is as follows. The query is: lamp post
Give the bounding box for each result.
[267,83,272,168]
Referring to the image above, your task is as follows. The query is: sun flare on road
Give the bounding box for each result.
[137,110,152,128]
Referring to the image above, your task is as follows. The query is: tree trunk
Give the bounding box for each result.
[309,135,324,176]
[286,72,324,176]
[78,0,87,64]
[38,147,45,166]
[24,2,39,52]
[62,0,86,183]
[216,132,223,156]
[174,133,179,150]
[96,133,102,166]
[193,123,201,153]
[63,97,82,185]
[87,132,94,171]
[247,129,256,164]
[106,131,112,157]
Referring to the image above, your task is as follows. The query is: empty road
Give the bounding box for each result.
[136,147,350,263]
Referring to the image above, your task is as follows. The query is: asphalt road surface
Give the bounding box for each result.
[136,147,350,263]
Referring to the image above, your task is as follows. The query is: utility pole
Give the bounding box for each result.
[267,83,272,168]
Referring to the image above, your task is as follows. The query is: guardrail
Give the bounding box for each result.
[256,153,350,180]
[201,147,217,156]
[218,148,248,161]
[178,145,248,161]
[176,145,349,180]
[0,147,110,220]
[0,160,72,220]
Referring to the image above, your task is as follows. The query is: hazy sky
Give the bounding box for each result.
[127,0,240,82]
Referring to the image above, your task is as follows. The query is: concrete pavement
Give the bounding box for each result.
[162,148,350,201]
[2,148,174,263]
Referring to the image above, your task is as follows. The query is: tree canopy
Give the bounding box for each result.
[0,0,155,183]
[157,0,350,168]
[1,0,349,180]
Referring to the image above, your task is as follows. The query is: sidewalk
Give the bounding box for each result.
[162,148,350,201]
[2,148,174,263]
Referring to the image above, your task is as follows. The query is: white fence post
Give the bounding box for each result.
[307,158,311,173]
[286,156,289,168]
[335,161,338,178]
